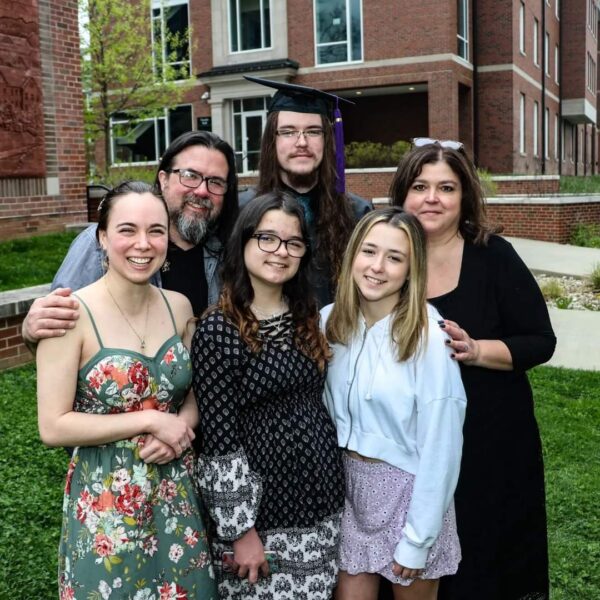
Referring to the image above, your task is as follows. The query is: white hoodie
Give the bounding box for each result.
[321,302,467,568]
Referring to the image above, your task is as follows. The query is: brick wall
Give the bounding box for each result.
[0,0,87,241]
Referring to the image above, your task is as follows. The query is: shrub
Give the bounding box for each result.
[478,169,498,198]
[570,224,600,249]
[560,175,600,194]
[588,263,600,292]
[345,140,410,168]
[89,165,156,187]
[555,296,573,310]
[538,278,565,301]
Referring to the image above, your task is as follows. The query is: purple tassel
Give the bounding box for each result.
[333,99,346,194]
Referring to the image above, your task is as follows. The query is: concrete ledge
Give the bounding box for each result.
[0,284,50,319]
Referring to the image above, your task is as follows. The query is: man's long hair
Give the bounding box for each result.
[256,112,355,282]
[216,191,331,372]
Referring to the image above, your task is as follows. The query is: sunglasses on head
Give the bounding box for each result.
[412,137,464,151]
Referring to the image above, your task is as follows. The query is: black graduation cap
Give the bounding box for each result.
[243,75,353,117]
[244,75,353,193]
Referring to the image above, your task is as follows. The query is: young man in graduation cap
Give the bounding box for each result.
[240,76,371,306]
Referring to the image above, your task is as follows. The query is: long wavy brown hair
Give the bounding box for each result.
[256,112,356,282]
[389,144,501,245]
[215,191,331,372]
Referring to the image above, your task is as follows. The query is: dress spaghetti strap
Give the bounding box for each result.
[158,289,178,336]
[73,293,104,348]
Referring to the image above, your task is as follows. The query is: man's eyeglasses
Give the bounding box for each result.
[167,168,228,195]
[251,233,308,258]
[412,137,464,151]
[276,128,325,140]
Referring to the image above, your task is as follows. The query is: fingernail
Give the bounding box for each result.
[439,323,446,329]
[445,339,451,344]
[450,353,456,358]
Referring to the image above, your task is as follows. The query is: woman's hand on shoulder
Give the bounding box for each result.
[233,528,269,584]
[438,319,481,366]
[146,411,195,458]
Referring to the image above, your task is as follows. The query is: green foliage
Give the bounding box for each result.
[560,175,600,194]
[477,168,498,198]
[555,296,573,310]
[569,223,600,249]
[530,366,600,599]
[588,263,600,292]
[538,278,565,301]
[88,165,156,187]
[0,232,78,291]
[1,364,598,597]
[344,140,410,168]
[80,0,193,175]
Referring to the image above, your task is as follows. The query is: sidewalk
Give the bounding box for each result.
[505,237,600,371]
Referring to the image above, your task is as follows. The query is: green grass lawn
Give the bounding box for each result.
[1,364,598,598]
[0,232,77,292]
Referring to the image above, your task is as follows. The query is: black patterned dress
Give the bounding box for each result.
[191,310,345,599]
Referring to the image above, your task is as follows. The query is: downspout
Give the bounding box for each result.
[541,0,546,174]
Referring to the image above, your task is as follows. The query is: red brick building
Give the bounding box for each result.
[0,0,87,240]
[105,0,599,178]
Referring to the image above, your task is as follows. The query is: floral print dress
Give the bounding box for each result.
[58,293,216,600]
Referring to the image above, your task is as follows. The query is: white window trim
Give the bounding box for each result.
[228,0,273,54]
[544,107,549,159]
[554,113,559,158]
[555,44,559,83]
[544,32,550,76]
[533,18,539,67]
[519,2,526,55]
[457,0,469,61]
[519,93,526,154]
[231,97,268,174]
[313,0,364,67]
[533,100,539,157]
[150,0,191,81]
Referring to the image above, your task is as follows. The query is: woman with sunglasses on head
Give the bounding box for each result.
[390,140,556,600]
[322,208,466,600]
[191,192,345,599]
[36,181,217,599]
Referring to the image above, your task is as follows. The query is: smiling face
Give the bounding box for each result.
[275,111,325,190]
[244,209,303,295]
[98,192,169,284]
[403,160,463,241]
[157,145,229,248]
[352,222,411,320]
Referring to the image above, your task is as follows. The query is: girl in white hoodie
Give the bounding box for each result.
[321,208,467,600]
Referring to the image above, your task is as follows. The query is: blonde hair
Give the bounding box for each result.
[325,208,429,361]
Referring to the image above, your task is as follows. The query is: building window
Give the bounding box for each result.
[232,97,268,173]
[544,32,550,76]
[533,101,539,156]
[110,105,192,165]
[544,108,549,158]
[533,18,539,66]
[588,0,598,38]
[229,0,271,52]
[587,52,597,92]
[555,0,559,19]
[555,44,559,82]
[152,0,190,80]
[520,93,526,154]
[314,0,363,65]
[519,2,526,54]
[457,0,468,60]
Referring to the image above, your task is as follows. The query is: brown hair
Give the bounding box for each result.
[215,191,331,372]
[256,112,356,281]
[389,144,501,245]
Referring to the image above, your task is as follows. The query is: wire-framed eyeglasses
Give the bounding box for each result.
[412,137,464,151]
[276,128,325,140]
[251,233,308,258]
[166,168,229,195]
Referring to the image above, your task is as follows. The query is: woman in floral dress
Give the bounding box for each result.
[37,181,216,600]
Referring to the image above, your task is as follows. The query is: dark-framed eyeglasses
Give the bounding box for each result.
[251,233,308,258]
[166,168,229,195]
[412,137,464,151]
[275,128,325,140]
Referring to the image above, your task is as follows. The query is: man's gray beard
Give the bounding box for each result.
[173,210,209,245]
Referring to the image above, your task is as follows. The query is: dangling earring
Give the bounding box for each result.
[101,248,109,272]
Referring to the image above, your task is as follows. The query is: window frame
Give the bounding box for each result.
[533,100,539,157]
[519,93,526,154]
[228,0,272,54]
[519,2,526,55]
[457,0,469,61]
[109,104,193,166]
[533,17,539,66]
[231,97,268,174]
[313,0,364,67]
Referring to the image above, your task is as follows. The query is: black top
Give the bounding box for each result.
[160,242,208,317]
[430,236,556,600]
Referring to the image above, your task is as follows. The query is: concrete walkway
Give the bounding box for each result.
[505,237,600,371]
